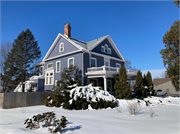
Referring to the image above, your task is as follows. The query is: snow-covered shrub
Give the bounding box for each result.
[127,102,141,115]
[24,113,45,129]
[45,96,53,107]
[43,112,56,126]
[48,116,68,134]
[45,91,70,107]
[46,84,117,110]
[63,84,117,110]
[24,112,68,133]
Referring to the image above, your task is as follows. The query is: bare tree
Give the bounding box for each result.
[125,59,138,89]
[125,59,138,71]
[161,71,169,78]
[127,102,141,115]
[0,41,12,75]
[0,41,12,92]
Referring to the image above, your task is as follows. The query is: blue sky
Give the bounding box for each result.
[1,1,179,78]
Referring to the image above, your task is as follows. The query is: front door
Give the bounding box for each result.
[107,79,112,92]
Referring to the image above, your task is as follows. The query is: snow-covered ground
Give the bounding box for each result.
[0,96,180,134]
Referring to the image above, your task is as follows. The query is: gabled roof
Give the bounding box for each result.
[86,35,108,50]
[153,78,171,86]
[42,33,88,61]
[41,33,125,63]
[69,35,125,61]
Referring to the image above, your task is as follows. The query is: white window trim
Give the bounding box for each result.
[108,48,111,54]
[39,66,44,76]
[101,46,105,52]
[116,63,121,68]
[102,44,111,54]
[56,61,60,73]
[59,42,64,52]
[90,57,97,67]
[104,58,110,66]
[45,70,54,85]
[68,57,74,68]
[47,63,53,69]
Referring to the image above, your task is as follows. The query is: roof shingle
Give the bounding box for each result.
[153,78,171,86]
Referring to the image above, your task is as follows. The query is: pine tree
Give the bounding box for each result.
[3,29,41,92]
[133,70,145,98]
[114,65,132,99]
[160,20,179,91]
[146,71,156,96]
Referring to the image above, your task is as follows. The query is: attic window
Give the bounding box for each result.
[101,44,111,54]
[108,48,111,54]
[59,42,64,52]
[101,46,105,52]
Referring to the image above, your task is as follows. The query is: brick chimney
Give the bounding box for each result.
[64,23,71,37]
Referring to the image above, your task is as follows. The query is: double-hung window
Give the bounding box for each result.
[108,48,111,54]
[91,58,97,67]
[39,66,43,76]
[101,46,105,52]
[56,61,60,73]
[45,71,54,85]
[47,63,53,69]
[59,42,64,52]
[68,57,74,68]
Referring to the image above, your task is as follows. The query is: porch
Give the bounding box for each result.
[85,65,137,92]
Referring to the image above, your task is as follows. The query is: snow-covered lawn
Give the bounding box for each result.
[0,96,180,134]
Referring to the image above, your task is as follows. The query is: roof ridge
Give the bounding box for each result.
[87,35,108,43]
[69,37,87,44]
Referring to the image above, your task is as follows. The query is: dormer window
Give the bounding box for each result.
[101,46,105,52]
[108,48,111,54]
[101,44,111,54]
[59,42,64,52]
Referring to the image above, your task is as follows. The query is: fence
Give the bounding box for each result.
[0,92,49,109]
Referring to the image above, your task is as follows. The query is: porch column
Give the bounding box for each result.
[103,76,107,91]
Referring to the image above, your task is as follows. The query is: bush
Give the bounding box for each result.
[146,108,156,118]
[46,84,117,110]
[24,112,68,134]
[127,102,141,115]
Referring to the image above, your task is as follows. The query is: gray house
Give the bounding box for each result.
[28,23,136,93]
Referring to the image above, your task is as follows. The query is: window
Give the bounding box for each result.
[104,58,110,66]
[47,63,53,69]
[91,58,97,67]
[45,71,54,85]
[39,66,43,76]
[59,42,64,52]
[101,44,111,54]
[116,63,121,68]
[56,61,60,73]
[68,57,74,68]
[105,45,108,53]
[108,48,111,54]
[101,46,105,52]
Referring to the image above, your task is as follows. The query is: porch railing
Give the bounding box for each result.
[87,65,137,75]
